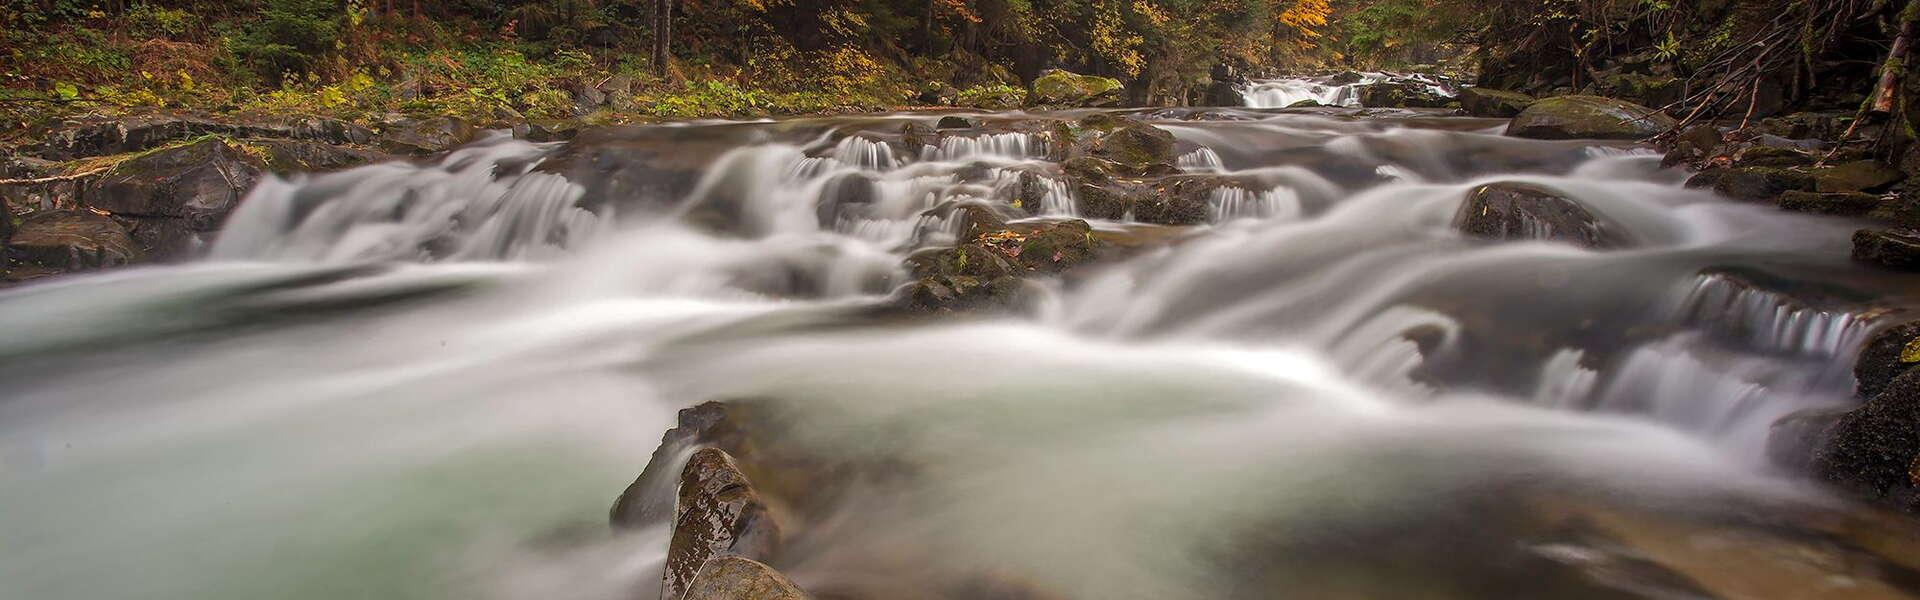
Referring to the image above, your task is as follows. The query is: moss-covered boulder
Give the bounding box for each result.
[1731,146,1817,169]
[1459,87,1534,118]
[1853,228,1920,271]
[1357,81,1452,108]
[1089,121,1177,176]
[1505,95,1676,140]
[1028,69,1124,107]
[1684,166,1815,202]
[1453,182,1631,249]
[1814,160,1905,193]
[1016,219,1098,272]
[1778,191,1883,216]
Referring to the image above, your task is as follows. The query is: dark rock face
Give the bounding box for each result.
[5,210,140,270]
[1452,182,1630,249]
[663,448,782,600]
[1855,323,1920,400]
[1777,191,1882,216]
[1660,124,1722,167]
[1768,407,1847,472]
[1852,229,1920,271]
[26,111,373,160]
[1684,166,1815,202]
[1505,96,1676,140]
[1135,177,1219,226]
[936,116,975,130]
[682,556,809,600]
[82,138,266,259]
[1813,368,1920,511]
[379,117,478,155]
[1459,87,1534,118]
[243,139,390,174]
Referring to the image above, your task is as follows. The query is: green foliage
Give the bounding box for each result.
[232,0,344,83]
[957,84,1026,109]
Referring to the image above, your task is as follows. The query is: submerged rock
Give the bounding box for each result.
[1028,69,1124,107]
[1767,407,1847,472]
[5,210,140,270]
[1452,182,1629,249]
[1852,229,1920,271]
[1505,96,1675,140]
[682,556,810,600]
[936,116,976,130]
[611,402,747,529]
[663,448,782,600]
[1459,87,1534,118]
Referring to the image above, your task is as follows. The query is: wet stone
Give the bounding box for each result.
[1505,96,1675,140]
[682,556,809,600]
[1453,182,1630,249]
[6,210,140,270]
[1852,229,1920,271]
[662,448,782,600]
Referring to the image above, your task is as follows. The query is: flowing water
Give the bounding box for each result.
[4,99,1920,600]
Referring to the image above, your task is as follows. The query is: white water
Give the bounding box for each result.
[1240,72,1455,108]
[0,109,1905,600]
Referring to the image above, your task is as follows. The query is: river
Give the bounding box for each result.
[3,81,1917,599]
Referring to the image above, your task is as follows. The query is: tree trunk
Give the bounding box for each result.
[652,0,673,77]
[1873,0,1920,114]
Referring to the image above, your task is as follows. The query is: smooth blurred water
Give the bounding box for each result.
[0,107,1909,600]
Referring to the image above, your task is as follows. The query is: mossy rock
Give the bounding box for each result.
[1029,69,1124,107]
[1091,122,1177,176]
[1814,160,1905,193]
[1357,82,1451,108]
[1016,219,1098,272]
[1073,181,1136,219]
[1453,182,1631,249]
[1506,95,1675,140]
[1731,146,1817,169]
[1684,166,1815,202]
[1459,87,1534,118]
[1286,99,1324,108]
[1853,228,1920,271]
[1778,191,1883,216]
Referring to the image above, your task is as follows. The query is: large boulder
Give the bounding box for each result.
[682,556,810,600]
[611,402,748,529]
[1459,87,1535,118]
[1684,166,1815,203]
[1357,81,1452,109]
[662,448,782,600]
[5,210,140,270]
[1505,96,1676,140]
[1812,368,1920,511]
[1028,69,1124,107]
[1852,229,1920,271]
[1778,191,1883,216]
[1087,121,1176,176]
[1814,160,1905,194]
[1452,182,1630,249]
[82,138,268,260]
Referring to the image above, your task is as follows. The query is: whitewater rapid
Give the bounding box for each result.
[0,104,1910,600]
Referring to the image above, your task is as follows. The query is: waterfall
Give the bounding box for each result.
[212,138,607,263]
[1177,147,1225,173]
[1208,186,1302,222]
[922,132,1048,161]
[1675,272,1875,358]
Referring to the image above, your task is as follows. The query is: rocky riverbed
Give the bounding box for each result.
[7,78,1920,600]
